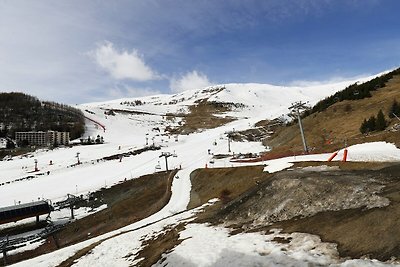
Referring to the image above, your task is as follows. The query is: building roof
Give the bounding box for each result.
[0,200,50,213]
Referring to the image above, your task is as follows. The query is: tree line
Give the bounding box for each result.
[359,100,400,134]
[303,68,400,117]
[0,92,85,140]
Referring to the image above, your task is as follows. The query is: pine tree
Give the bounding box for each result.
[360,119,369,134]
[376,109,387,131]
[367,115,376,132]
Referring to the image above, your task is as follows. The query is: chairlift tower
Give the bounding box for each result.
[34,159,38,172]
[227,128,235,153]
[76,152,81,165]
[159,152,172,171]
[289,101,309,153]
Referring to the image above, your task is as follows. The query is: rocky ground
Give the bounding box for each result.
[191,162,400,261]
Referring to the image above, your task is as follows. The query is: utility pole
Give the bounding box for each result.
[289,101,309,153]
[67,194,77,219]
[159,152,172,171]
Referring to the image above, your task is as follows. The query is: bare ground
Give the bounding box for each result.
[189,162,400,261]
[120,163,400,266]
[268,164,400,261]
[165,100,235,135]
[130,223,186,267]
[6,162,400,265]
[0,170,176,266]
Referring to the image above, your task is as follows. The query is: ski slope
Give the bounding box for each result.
[2,77,400,266]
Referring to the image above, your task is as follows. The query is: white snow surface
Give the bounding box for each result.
[155,224,398,267]
[262,142,400,173]
[2,78,400,266]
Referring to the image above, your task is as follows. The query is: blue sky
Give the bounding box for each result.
[0,0,399,104]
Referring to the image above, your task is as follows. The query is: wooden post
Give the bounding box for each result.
[70,203,74,219]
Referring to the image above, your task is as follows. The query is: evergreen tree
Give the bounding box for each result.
[376,109,387,131]
[389,100,400,118]
[6,139,15,149]
[360,119,369,134]
[367,115,376,132]
[305,68,400,117]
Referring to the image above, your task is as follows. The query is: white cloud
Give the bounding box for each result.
[92,41,159,81]
[108,85,161,99]
[170,70,212,93]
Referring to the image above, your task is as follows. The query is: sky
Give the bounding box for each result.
[0,0,399,104]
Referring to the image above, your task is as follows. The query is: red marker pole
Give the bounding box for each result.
[342,148,348,162]
[327,151,338,162]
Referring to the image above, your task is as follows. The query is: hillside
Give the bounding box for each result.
[264,70,400,156]
[0,92,85,141]
[1,72,400,266]
[82,72,384,137]
[189,162,400,262]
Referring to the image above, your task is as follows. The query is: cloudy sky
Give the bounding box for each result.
[1,0,399,104]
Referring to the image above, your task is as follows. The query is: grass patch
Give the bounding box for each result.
[166,100,235,134]
[188,165,273,210]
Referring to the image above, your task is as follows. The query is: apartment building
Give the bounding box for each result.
[15,131,70,146]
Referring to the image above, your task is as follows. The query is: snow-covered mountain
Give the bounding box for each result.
[2,72,400,267]
[84,72,385,121]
